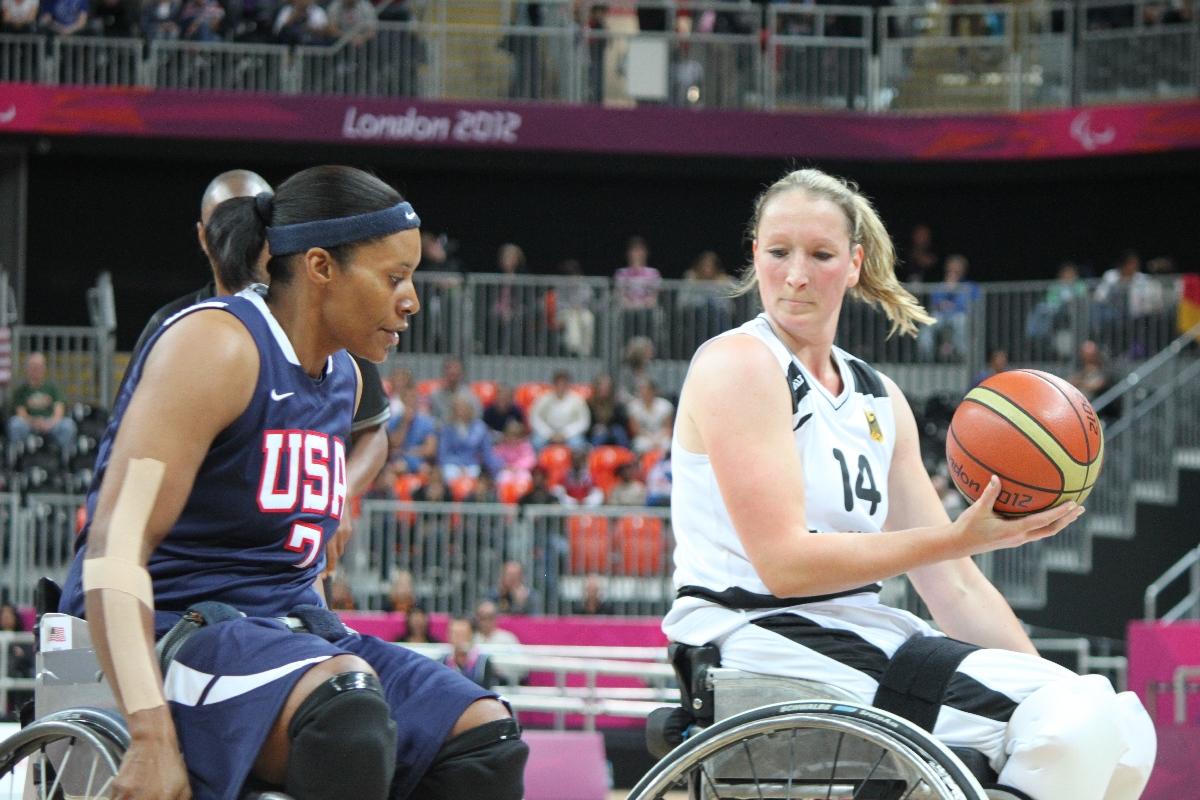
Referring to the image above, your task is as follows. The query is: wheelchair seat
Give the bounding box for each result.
[639,642,996,800]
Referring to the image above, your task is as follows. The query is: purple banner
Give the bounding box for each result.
[1,83,1199,160]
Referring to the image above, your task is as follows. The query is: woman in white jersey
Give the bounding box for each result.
[664,168,1154,800]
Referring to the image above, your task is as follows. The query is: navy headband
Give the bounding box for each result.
[265,200,421,256]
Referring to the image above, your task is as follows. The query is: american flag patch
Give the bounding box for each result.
[48,626,66,642]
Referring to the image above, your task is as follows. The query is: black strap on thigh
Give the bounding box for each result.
[155,600,246,674]
[872,635,978,732]
[415,718,528,800]
[288,604,349,642]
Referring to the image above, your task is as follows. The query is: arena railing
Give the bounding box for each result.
[0,630,34,720]
[10,325,114,411]
[1,0,1196,110]
[0,33,45,84]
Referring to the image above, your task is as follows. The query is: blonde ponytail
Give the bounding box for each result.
[736,168,933,338]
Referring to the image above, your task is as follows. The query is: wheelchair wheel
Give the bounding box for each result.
[628,700,989,800]
[0,708,126,800]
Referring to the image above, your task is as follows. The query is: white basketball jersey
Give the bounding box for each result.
[669,314,897,606]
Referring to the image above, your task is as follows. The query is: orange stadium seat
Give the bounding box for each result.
[449,475,477,501]
[588,445,636,495]
[513,382,552,414]
[569,515,611,574]
[416,378,441,397]
[570,383,593,401]
[393,473,424,501]
[470,380,499,408]
[640,448,663,476]
[617,516,664,576]
[537,444,573,487]
[496,472,533,504]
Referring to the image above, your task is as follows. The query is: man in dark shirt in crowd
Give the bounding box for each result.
[130,169,391,576]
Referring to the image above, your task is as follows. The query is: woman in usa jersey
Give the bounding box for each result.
[58,166,526,800]
[664,168,1153,800]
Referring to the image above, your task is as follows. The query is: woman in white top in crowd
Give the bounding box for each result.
[663,168,1154,800]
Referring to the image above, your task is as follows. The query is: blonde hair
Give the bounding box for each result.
[735,168,933,338]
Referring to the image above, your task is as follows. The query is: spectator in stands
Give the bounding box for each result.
[0,602,31,721]
[8,352,76,457]
[429,357,480,424]
[1026,261,1087,358]
[615,236,662,346]
[904,223,938,283]
[555,259,596,357]
[326,0,376,43]
[645,449,672,507]
[398,604,437,643]
[517,466,559,508]
[443,616,496,689]
[586,373,630,448]
[140,0,181,40]
[438,395,502,480]
[327,577,357,611]
[412,466,451,502]
[92,0,132,36]
[573,575,615,616]
[490,562,533,615]
[325,0,377,89]
[386,366,415,417]
[38,0,87,36]
[528,370,590,451]
[387,384,438,473]
[485,243,527,354]
[619,335,656,402]
[971,348,1008,388]
[493,418,535,485]
[273,0,329,45]
[1,0,39,34]
[178,0,224,40]
[482,383,525,438]
[606,462,647,506]
[1092,250,1167,356]
[554,448,604,507]
[626,377,673,454]
[918,254,980,361]
[473,600,519,646]
[385,569,416,614]
[1069,340,1116,406]
[463,471,499,503]
[677,250,735,352]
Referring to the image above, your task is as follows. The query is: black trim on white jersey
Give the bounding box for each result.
[846,358,887,398]
[677,583,881,610]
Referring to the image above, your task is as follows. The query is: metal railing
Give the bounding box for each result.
[11,325,115,408]
[1145,544,1200,623]
[2,0,1195,111]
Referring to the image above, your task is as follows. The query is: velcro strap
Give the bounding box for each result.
[289,604,350,643]
[873,635,977,732]
[155,601,246,674]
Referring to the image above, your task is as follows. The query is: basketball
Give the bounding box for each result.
[946,369,1104,516]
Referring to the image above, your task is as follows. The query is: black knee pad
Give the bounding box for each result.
[285,672,397,800]
[414,718,529,800]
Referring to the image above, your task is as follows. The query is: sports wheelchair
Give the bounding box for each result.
[0,581,293,800]
[631,643,1011,800]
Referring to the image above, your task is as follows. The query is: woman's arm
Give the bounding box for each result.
[881,376,1038,654]
[84,311,257,800]
[686,336,1081,599]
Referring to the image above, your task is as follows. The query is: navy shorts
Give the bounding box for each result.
[162,617,493,800]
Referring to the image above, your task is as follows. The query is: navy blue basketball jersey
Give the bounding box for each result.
[60,286,357,633]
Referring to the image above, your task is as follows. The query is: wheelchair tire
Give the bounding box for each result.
[628,699,989,800]
[0,709,126,799]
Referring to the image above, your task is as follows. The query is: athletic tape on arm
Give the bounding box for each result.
[83,457,168,713]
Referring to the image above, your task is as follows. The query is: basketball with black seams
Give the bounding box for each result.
[946,369,1104,516]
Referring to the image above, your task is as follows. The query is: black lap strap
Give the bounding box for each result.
[872,635,978,732]
[289,604,350,643]
[156,601,246,674]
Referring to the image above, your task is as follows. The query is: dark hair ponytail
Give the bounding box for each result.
[205,195,268,292]
[267,165,403,285]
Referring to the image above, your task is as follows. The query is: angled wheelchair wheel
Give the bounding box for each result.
[0,708,127,800]
[628,700,989,800]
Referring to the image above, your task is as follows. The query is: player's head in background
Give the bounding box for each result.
[205,164,422,363]
[197,169,274,294]
[735,167,932,343]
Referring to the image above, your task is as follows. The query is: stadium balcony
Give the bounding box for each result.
[0,0,1194,113]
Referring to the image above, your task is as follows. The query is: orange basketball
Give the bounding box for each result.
[946,369,1104,516]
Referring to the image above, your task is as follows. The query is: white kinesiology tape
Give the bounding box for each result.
[83,457,168,713]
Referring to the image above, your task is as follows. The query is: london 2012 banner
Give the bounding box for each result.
[0,84,1197,161]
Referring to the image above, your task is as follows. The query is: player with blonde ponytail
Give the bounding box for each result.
[668,167,1154,800]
